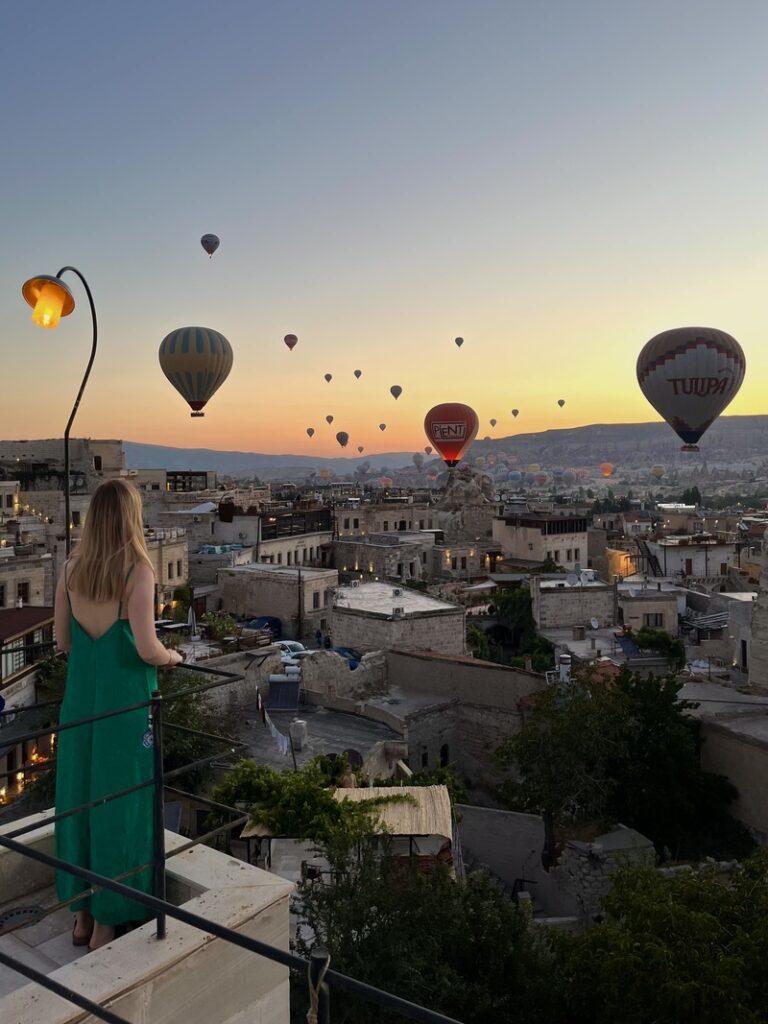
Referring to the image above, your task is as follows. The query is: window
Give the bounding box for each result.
[287,551,292,565]
[461,556,467,570]
[312,592,320,610]
[440,744,449,768]
[322,590,327,607]
[451,556,457,570]
[6,494,13,508]
[353,518,359,529]
[546,551,552,561]
[383,521,389,531]
[409,562,415,576]
[167,562,174,580]
[17,581,30,603]
[343,518,350,529]
[574,548,580,562]
[72,510,81,527]
[399,520,407,531]
[397,563,403,577]
[720,562,728,575]
[554,551,560,562]
[320,618,328,631]
[211,522,215,535]
[566,549,572,561]
[420,748,429,769]
[151,484,160,491]
[428,519,433,529]
[419,520,424,530]
[93,455,103,471]
[0,584,4,606]
[176,559,182,577]
[528,543,533,551]
[643,613,664,628]
[422,552,427,564]
[277,553,282,564]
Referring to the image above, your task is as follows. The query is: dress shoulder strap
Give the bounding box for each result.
[117,564,137,618]
[63,561,73,611]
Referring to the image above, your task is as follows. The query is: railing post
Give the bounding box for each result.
[308,946,331,1024]
[150,688,166,939]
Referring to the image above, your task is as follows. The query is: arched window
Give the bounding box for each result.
[440,744,449,768]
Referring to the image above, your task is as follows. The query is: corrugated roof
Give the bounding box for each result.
[333,785,453,839]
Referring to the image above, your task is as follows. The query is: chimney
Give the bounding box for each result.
[558,654,572,684]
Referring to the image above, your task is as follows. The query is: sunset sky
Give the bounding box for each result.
[2,0,767,458]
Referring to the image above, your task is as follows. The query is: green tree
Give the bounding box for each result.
[552,854,768,1024]
[492,586,554,671]
[201,611,239,642]
[466,623,490,660]
[634,626,686,670]
[497,667,750,862]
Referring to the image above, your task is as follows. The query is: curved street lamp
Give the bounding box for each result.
[21,267,98,557]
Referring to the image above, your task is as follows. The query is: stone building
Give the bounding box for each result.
[531,576,615,630]
[617,588,679,634]
[145,528,189,615]
[332,533,434,583]
[0,550,54,609]
[335,501,434,538]
[645,535,739,579]
[188,544,255,587]
[218,564,339,641]
[492,511,589,571]
[331,582,465,655]
[748,572,768,691]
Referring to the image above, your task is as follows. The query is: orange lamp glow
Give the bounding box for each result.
[21,274,75,329]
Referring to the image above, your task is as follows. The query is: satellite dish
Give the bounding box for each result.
[566,573,579,587]
[590,617,599,630]
[628,588,636,598]
[579,571,591,585]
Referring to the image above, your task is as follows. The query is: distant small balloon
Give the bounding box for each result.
[390,385,402,400]
[454,337,464,348]
[200,233,219,257]
[354,369,362,379]
[284,334,298,351]
[379,423,386,432]
[557,399,565,408]
[511,409,519,418]
[357,445,364,453]
[326,415,334,425]
[490,418,497,427]
[336,431,349,448]
[306,427,315,438]
[424,446,433,455]
[324,373,333,383]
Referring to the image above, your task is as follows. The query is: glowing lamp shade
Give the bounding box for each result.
[22,275,75,329]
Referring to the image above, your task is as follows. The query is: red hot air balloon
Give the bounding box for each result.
[600,462,614,478]
[284,334,298,351]
[424,403,479,467]
[200,234,219,257]
[637,326,746,450]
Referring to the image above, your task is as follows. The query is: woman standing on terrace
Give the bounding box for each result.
[54,479,183,951]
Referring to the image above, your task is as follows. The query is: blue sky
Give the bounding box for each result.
[2,1,767,455]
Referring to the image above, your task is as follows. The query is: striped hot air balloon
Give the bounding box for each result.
[158,326,233,417]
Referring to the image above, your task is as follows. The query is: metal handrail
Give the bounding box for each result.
[0,661,465,1024]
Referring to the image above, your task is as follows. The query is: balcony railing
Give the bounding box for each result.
[0,660,464,1024]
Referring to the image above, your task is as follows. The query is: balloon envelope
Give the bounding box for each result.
[390,385,402,400]
[424,402,479,467]
[454,337,464,348]
[324,373,333,383]
[557,399,565,408]
[379,423,386,432]
[600,462,614,478]
[424,446,432,455]
[511,408,519,418]
[306,427,315,438]
[284,334,298,351]
[158,326,232,417]
[200,234,219,257]
[651,464,666,479]
[490,418,497,427]
[326,415,334,424]
[637,326,746,449]
[354,369,362,379]
[357,445,364,453]
[336,431,349,448]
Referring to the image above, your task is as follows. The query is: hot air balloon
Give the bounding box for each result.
[357,445,364,453]
[475,456,486,468]
[158,326,233,417]
[487,455,497,468]
[380,476,393,488]
[354,369,362,379]
[563,469,578,485]
[455,337,464,348]
[511,409,519,418]
[637,326,746,450]
[427,470,439,481]
[424,446,433,455]
[336,431,349,448]
[527,463,541,474]
[600,462,615,478]
[318,468,333,481]
[306,427,315,438]
[390,385,402,400]
[557,399,565,408]
[534,472,548,487]
[284,334,298,351]
[200,234,219,258]
[508,470,523,485]
[490,418,497,428]
[413,453,425,471]
[326,415,334,425]
[324,373,333,383]
[651,464,666,480]
[379,423,386,432]
[424,403,479,467]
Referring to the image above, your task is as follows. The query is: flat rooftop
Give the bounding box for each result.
[220,565,336,581]
[333,582,459,615]
[539,579,606,590]
[236,702,401,771]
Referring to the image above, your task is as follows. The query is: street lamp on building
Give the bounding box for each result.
[22,268,98,558]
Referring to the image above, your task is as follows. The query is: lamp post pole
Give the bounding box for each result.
[57,267,98,558]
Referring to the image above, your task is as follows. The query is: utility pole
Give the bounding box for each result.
[297,563,303,641]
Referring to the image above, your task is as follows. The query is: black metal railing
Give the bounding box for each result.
[0,659,464,1024]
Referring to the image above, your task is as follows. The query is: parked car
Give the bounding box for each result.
[277,640,316,664]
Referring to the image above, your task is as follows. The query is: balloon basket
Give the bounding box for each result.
[191,412,205,418]
[680,444,699,452]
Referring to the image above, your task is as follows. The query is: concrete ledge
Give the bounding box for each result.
[0,814,293,1024]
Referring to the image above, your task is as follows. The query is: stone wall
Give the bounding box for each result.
[748,573,768,691]
[699,717,768,840]
[331,606,466,656]
[386,649,544,710]
[301,649,388,701]
[532,582,615,629]
[0,554,54,607]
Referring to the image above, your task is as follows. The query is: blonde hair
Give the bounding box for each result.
[67,479,154,602]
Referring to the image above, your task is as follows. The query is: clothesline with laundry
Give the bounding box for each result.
[256,689,292,757]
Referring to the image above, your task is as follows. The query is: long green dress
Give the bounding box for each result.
[55,570,157,926]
